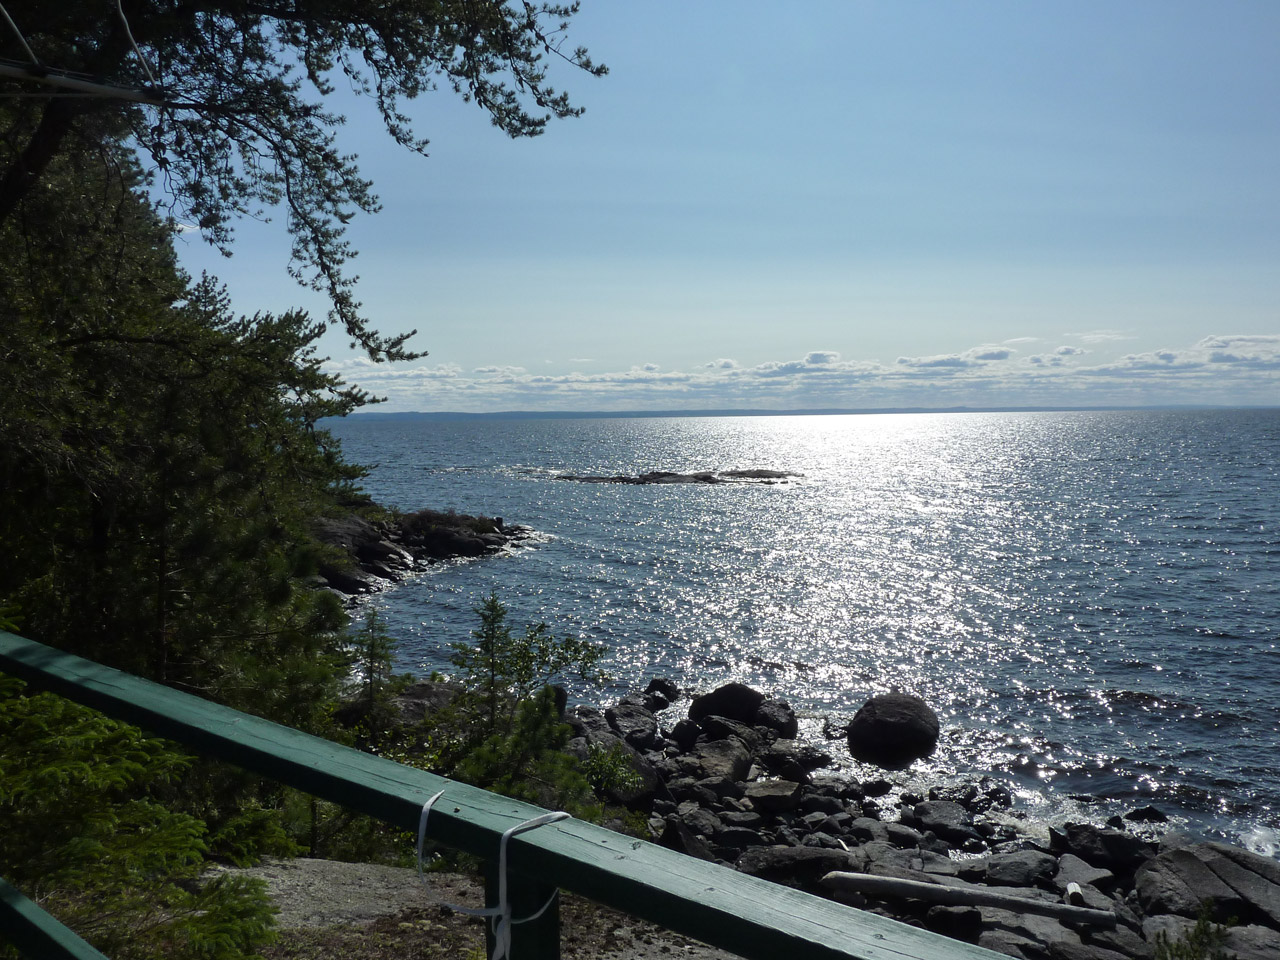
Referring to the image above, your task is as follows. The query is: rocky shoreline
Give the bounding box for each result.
[312,508,532,597]
[316,512,1279,957]
[392,675,1280,960]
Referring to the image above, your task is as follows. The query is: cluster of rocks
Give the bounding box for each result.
[556,469,799,485]
[312,509,530,596]
[567,680,1280,960]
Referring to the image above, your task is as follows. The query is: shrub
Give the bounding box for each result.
[0,676,277,960]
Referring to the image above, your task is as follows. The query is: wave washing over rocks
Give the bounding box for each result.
[388,675,1280,960]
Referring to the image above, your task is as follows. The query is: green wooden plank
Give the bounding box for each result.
[0,877,111,960]
[0,631,1002,960]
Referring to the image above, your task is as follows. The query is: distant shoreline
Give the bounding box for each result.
[326,404,1277,424]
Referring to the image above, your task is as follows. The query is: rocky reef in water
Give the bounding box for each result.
[556,469,800,485]
[312,508,531,597]
[386,676,1280,960]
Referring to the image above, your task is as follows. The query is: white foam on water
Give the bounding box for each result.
[1239,824,1280,859]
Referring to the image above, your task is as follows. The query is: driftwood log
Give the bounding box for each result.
[820,872,1117,928]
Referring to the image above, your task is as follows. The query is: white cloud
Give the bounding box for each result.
[968,346,1013,361]
[474,365,527,375]
[804,350,840,365]
[325,334,1279,412]
[1069,329,1136,343]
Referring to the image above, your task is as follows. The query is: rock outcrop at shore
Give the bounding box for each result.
[313,508,530,596]
[556,469,800,485]
[551,679,1280,960]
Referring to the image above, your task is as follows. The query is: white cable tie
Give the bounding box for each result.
[0,3,39,64]
[115,0,157,86]
[417,790,571,960]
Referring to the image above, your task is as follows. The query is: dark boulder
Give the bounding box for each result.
[845,693,939,769]
[687,738,752,782]
[744,779,805,814]
[677,806,722,839]
[697,715,764,755]
[1136,847,1247,923]
[714,826,768,849]
[668,718,700,752]
[417,527,487,558]
[317,563,383,594]
[1138,842,1280,930]
[657,819,717,862]
[759,740,832,780]
[926,905,983,943]
[688,683,765,726]
[735,846,855,892]
[566,705,614,741]
[754,697,799,738]
[913,800,982,847]
[606,701,660,751]
[1124,804,1168,823]
[646,677,681,701]
[1053,853,1116,894]
[984,850,1059,888]
[1050,822,1156,879]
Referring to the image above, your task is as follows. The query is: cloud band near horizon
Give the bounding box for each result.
[326,334,1280,412]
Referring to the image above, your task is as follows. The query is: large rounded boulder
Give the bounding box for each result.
[845,693,940,770]
[688,682,765,725]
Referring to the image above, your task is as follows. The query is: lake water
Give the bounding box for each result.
[326,409,1280,853]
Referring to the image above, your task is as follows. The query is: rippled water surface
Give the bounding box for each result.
[327,409,1280,849]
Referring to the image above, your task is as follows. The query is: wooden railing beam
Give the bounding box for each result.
[0,878,111,960]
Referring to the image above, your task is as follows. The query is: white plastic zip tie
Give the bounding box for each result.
[115,0,158,86]
[417,790,570,960]
[0,2,39,64]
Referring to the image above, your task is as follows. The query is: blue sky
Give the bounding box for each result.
[174,1,1280,412]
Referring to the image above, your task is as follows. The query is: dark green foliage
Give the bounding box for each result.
[0,106,377,953]
[349,607,405,710]
[0,1,604,357]
[451,592,606,738]
[386,594,608,817]
[1153,905,1238,960]
[582,741,644,796]
[401,507,502,537]
[0,114,368,729]
[0,677,277,960]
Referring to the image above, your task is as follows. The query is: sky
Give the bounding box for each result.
[173,1,1280,413]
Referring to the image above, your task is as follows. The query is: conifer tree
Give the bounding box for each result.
[0,0,604,358]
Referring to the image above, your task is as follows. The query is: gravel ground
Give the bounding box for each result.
[220,857,737,960]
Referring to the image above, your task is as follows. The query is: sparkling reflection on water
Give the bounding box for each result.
[328,409,1280,849]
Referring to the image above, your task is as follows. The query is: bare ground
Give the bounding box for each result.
[220,857,738,960]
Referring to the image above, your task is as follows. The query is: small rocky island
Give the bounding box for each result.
[557,469,800,484]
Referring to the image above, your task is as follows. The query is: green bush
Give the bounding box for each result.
[1153,905,1238,960]
[0,677,277,960]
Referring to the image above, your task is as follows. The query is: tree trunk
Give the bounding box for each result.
[0,99,81,224]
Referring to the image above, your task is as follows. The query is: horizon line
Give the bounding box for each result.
[328,403,1278,423]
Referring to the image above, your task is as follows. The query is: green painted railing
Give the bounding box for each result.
[0,878,109,960]
[0,631,1003,960]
